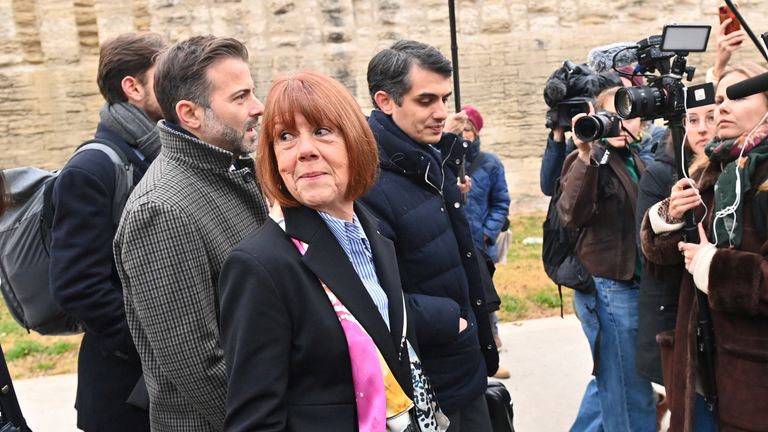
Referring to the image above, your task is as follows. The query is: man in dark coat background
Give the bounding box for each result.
[361,39,498,432]
[49,33,166,432]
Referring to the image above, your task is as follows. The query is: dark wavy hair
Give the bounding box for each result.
[97,33,166,104]
[153,35,249,124]
[367,39,452,109]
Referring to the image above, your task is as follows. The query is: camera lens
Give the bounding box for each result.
[573,116,602,142]
[573,115,607,142]
[615,90,634,118]
[615,86,665,119]
[574,114,623,142]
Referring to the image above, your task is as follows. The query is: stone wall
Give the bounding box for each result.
[1,0,768,212]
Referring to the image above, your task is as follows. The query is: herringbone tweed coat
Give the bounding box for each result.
[114,121,268,431]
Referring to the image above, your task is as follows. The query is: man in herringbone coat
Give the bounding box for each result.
[113,36,268,431]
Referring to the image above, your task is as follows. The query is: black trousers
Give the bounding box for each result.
[446,393,492,432]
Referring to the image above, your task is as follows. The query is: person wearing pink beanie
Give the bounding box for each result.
[463,105,484,135]
[460,105,511,380]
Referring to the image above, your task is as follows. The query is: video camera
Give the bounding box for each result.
[613,24,714,122]
[552,97,592,132]
[543,61,621,131]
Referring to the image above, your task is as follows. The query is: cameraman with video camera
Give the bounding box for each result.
[558,86,656,432]
[540,63,621,197]
[541,59,663,197]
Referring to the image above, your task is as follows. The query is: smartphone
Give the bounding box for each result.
[719,4,741,35]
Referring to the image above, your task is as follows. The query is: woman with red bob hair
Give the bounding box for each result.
[218,71,445,432]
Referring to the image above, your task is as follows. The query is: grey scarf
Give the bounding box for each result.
[99,102,162,160]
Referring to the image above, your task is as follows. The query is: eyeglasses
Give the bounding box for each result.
[686,113,716,127]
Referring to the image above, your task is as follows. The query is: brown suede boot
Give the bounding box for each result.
[493,366,511,379]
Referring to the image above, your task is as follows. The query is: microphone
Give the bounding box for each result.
[726,71,768,100]
[587,42,638,73]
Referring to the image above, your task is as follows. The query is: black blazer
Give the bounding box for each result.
[219,204,416,432]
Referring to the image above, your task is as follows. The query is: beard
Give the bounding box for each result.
[203,108,260,156]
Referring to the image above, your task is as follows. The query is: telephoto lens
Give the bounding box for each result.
[573,113,623,142]
[615,86,665,119]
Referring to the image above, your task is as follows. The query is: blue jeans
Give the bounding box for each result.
[571,379,603,432]
[693,393,716,432]
[570,277,655,432]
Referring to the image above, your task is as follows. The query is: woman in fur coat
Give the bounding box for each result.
[641,63,768,432]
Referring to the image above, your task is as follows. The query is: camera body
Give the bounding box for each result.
[548,97,592,131]
[543,60,622,131]
[634,35,674,76]
[615,75,688,121]
[573,111,623,142]
[615,24,712,121]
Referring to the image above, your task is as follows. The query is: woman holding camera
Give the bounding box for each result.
[559,86,656,432]
[641,63,768,432]
[634,102,716,388]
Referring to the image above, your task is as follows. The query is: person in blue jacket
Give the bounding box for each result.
[460,105,511,381]
[461,105,511,263]
[49,33,166,432]
[361,39,499,432]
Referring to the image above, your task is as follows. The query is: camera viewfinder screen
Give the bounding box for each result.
[660,25,710,52]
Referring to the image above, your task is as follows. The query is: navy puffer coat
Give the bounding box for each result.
[361,110,498,415]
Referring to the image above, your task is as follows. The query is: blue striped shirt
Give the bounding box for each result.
[318,211,390,329]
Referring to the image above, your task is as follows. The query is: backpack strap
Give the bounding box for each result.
[40,173,59,248]
[74,139,136,225]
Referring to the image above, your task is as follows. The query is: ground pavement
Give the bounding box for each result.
[13,315,592,431]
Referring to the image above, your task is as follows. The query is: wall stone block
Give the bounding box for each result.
[2,0,768,212]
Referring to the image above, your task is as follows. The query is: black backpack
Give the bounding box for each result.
[0,139,135,335]
[541,178,595,314]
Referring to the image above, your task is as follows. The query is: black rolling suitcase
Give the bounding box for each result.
[485,381,514,432]
[0,344,31,431]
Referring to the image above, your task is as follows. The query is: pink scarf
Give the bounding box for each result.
[292,238,387,431]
